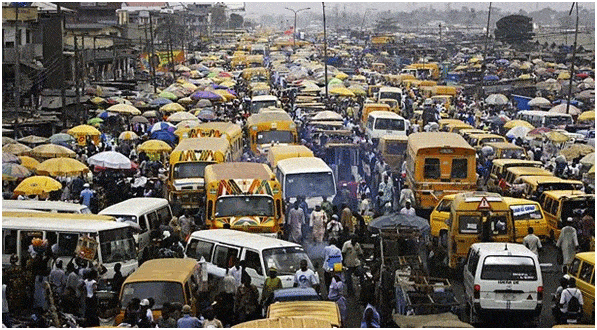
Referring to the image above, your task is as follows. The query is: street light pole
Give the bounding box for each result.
[285,7,310,51]
[323,2,328,99]
[566,2,579,115]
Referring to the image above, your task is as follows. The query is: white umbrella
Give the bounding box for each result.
[167,111,199,123]
[580,153,594,167]
[506,126,531,139]
[87,151,132,169]
[527,97,551,107]
[485,93,509,105]
[549,103,582,116]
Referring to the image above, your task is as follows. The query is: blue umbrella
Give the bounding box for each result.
[226,89,237,96]
[211,83,228,90]
[496,59,510,65]
[190,90,223,101]
[98,111,119,119]
[484,75,500,81]
[150,130,176,145]
[49,133,75,145]
[149,97,173,107]
[150,121,176,133]
[197,109,217,121]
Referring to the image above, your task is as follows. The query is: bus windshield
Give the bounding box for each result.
[121,282,184,310]
[99,228,137,264]
[374,118,405,131]
[173,162,213,179]
[250,101,277,113]
[257,130,294,145]
[263,246,314,276]
[284,172,335,198]
[544,115,572,127]
[215,196,274,217]
[379,91,401,102]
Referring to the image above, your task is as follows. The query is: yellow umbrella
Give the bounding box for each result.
[578,110,595,122]
[335,72,349,80]
[137,140,172,154]
[90,96,106,105]
[503,120,534,130]
[544,131,570,143]
[18,155,40,171]
[119,131,139,141]
[106,104,142,115]
[30,144,76,159]
[560,144,595,160]
[167,111,199,123]
[329,87,356,97]
[14,175,62,197]
[160,102,186,113]
[220,80,236,88]
[36,157,89,177]
[68,124,101,136]
[348,85,367,96]
[557,71,571,80]
[178,97,194,105]
[213,89,236,101]
[3,142,32,156]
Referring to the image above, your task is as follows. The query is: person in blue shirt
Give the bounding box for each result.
[79,183,94,208]
[176,304,201,328]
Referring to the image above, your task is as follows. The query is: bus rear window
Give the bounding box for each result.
[424,158,440,179]
[459,215,480,234]
[481,256,537,281]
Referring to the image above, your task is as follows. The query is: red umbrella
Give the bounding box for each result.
[576,73,589,79]
[528,127,552,136]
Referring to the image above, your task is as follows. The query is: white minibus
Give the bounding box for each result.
[275,157,337,211]
[99,198,173,257]
[3,199,91,214]
[2,211,138,278]
[516,110,573,128]
[185,229,317,293]
[365,111,409,141]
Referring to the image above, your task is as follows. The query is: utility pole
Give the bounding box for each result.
[566,2,579,115]
[58,4,67,128]
[74,35,81,124]
[13,2,21,138]
[13,2,21,136]
[323,2,328,99]
[285,7,311,52]
[149,11,157,93]
[439,23,442,44]
[483,3,492,60]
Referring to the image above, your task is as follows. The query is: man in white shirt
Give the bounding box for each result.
[400,201,416,216]
[523,227,542,256]
[293,259,319,292]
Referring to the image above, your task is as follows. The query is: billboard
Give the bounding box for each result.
[140,50,185,72]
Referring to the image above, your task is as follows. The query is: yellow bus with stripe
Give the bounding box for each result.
[175,122,243,162]
[204,162,284,237]
[246,111,298,156]
[167,137,232,209]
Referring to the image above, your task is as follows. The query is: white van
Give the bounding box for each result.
[275,157,336,211]
[463,242,543,325]
[185,229,317,293]
[99,198,172,257]
[365,111,409,142]
[3,200,91,214]
[249,95,280,114]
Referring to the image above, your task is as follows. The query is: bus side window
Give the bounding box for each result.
[207,201,213,219]
[580,262,594,284]
[157,206,171,224]
[147,212,160,229]
[550,200,559,216]
[543,199,553,215]
[3,229,18,255]
[244,250,263,275]
[275,199,281,219]
[139,215,148,232]
[569,258,582,277]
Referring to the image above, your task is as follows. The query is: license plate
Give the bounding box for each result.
[502,293,515,301]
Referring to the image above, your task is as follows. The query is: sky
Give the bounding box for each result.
[243,1,595,18]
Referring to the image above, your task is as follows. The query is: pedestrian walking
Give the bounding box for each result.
[287,202,305,244]
[234,275,260,324]
[293,259,319,291]
[310,204,327,243]
[556,218,579,271]
[342,235,364,297]
[523,227,542,256]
